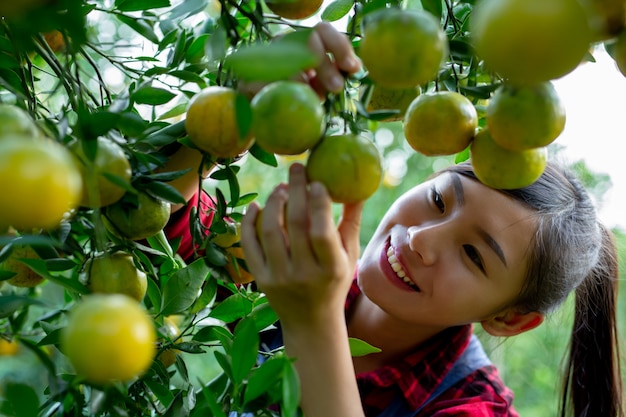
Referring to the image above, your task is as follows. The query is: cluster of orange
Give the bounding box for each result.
[0,104,176,381]
[358,1,618,190]
[185,83,383,205]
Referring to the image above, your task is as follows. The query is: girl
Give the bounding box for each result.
[240,161,623,417]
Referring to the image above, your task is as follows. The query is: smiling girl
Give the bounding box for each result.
[241,161,623,417]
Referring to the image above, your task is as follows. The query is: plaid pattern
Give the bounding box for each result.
[164,190,215,262]
[346,280,519,416]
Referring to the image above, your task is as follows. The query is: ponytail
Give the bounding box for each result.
[560,224,623,417]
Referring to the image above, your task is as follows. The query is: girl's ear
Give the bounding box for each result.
[480,309,544,337]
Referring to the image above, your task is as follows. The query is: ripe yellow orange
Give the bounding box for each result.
[251,81,325,155]
[0,244,44,288]
[264,0,323,20]
[224,246,255,284]
[212,221,241,248]
[403,91,477,156]
[61,294,156,384]
[0,338,19,356]
[104,191,171,241]
[0,136,82,231]
[359,8,448,89]
[306,133,383,203]
[185,86,254,159]
[0,104,40,139]
[470,129,548,189]
[471,0,591,84]
[364,85,421,122]
[486,82,566,151]
[86,252,147,302]
[72,137,132,208]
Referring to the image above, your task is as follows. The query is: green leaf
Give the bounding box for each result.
[160,259,210,316]
[18,259,88,294]
[421,0,443,19]
[132,86,177,105]
[248,143,278,167]
[143,180,187,205]
[244,355,285,403]
[348,337,381,357]
[208,293,253,323]
[281,360,301,417]
[231,317,260,384]
[168,0,208,20]
[321,0,354,22]
[2,383,39,417]
[224,41,320,82]
[249,301,278,332]
[192,325,233,347]
[235,93,253,139]
[115,0,170,12]
[0,295,44,318]
[116,15,160,44]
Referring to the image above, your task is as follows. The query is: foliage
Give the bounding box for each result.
[0,0,619,416]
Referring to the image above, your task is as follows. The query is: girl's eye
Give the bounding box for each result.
[463,244,485,273]
[431,187,445,213]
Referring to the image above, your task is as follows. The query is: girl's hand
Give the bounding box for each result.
[238,22,362,99]
[240,163,363,328]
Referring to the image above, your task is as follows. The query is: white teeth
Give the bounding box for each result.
[387,246,415,288]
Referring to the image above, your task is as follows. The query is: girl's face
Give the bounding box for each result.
[357,171,538,328]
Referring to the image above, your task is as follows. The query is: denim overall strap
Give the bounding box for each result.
[378,334,492,417]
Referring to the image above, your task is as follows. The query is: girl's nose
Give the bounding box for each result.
[407,225,439,267]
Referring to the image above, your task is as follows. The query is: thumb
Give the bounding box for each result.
[338,201,364,262]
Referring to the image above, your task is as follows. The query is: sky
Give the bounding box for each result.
[552,45,626,230]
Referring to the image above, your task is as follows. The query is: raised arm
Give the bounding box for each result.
[241,163,365,417]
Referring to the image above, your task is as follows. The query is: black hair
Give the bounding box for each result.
[443,162,623,417]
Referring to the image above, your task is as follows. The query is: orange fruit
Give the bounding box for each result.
[364,85,421,122]
[224,246,254,284]
[403,91,477,156]
[43,30,66,53]
[157,316,182,368]
[486,82,566,151]
[71,137,132,208]
[579,0,626,41]
[0,136,82,231]
[251,81,325,155]
[359,8,448,88]
[470,129,548,189]
[60,294,156,384]
[104,191,171,241]
[185,86,254,159]
[471,0,591,84]
[264,0,323,19]
[306,133,383,203]
[212,221,241,248]
[0,244,44,288]
[0,338,19,356]
[0,104,40,139]
[85,252,148,302]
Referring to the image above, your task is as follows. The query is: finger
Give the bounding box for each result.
[241,202,265,277]
[286,163,314,266]
[338,201,364,264]
[308,181,343,267]
[308,29,345,93]
[314,22,361,75]
[258,184,290,276]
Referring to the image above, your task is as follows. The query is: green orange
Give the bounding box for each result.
[306,133,383,203]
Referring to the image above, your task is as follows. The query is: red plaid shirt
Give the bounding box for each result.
[164,190,215,262]
[346,280,520,416]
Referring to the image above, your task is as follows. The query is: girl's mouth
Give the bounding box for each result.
[383,241,420,292]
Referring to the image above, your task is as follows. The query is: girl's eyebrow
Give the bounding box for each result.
[451,173,508,267]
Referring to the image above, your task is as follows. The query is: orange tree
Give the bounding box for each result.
[0,0,620,416]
